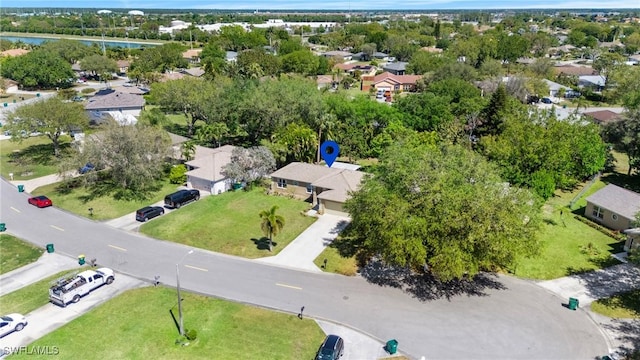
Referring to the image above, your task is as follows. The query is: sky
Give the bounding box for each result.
[3,0,640,10]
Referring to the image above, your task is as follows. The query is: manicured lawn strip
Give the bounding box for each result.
[12,287,325,360]
[33,180,180,220]
[515,182,622,280]
[0,269,79,315]
[141,189,316,258]
[314,246,358,276]
[0,234,43,275]
[0,135,72,180]
[591,289,640,319]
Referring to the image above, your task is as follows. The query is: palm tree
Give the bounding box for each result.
[259,206,285,252]
[181,141,196,162]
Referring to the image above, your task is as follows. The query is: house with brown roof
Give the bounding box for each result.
[361,71,422,93]
[585,184,640,231]
[419,46,443,53]
[182,48,203,63]
[554,65,598,76]
[116,60,130,74]
[181,67,205,77]
[185,145,237,195]
[269,162,367,215]
[0,49,30,57]
[84,89,145,117]
[582,110,622,125]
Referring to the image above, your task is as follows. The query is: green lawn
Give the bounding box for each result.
[314,246,358,276]
[0,135,72,180]
[591,289,640,319]
[141,189,316,258]
[33,180,180,220]
[11,287,325,360]
[0,269,78,315]
[0,234,43,275]
[514,180,623,280]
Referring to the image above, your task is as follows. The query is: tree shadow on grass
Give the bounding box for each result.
[251,237,277,251]
[9,142,71,167]
[360,258,507,302]
[600,173,640,193]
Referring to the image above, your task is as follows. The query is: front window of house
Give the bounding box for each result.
[277,178,287,189]
[592,206,604,219]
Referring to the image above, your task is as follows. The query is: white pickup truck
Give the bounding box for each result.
[49,268,115,307]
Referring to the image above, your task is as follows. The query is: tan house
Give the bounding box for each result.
[269,162,367,215]
[585,184,640,231]
[182,49,203,63]
[185,145,237,195]
[361,71,422,93]
[0,48,30,57]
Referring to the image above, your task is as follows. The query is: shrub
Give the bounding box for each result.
[185,329,198,341]
[81,88,96,94]
[574,215,626,240]
[169,164,187,185]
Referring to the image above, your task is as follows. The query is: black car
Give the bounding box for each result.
[164,189,200,209]
[135,206,165,222]
[315,335,344,360]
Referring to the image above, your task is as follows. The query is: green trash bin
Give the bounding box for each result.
[233,183,242,191]
[46,243,54,253]
[17,185,24,192]
[0,223,6,232]
[78,254,86,265]
[568,297,579,310]
[385,339,398,355]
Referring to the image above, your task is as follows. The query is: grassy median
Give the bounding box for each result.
[0,269,78,315]
[12,287,325,360]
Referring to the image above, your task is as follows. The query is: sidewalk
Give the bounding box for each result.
[0,252,80,297]
[254,213,350,272]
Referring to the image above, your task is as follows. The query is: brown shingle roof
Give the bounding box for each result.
[182,49,203,59]
[373,72,422,85]
[583,110,621,124]
[554,65,597,76]
[586,184,640,220]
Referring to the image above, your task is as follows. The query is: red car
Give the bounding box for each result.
[28,196,52,208]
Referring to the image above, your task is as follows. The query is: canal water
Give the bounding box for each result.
[0,35,159,49]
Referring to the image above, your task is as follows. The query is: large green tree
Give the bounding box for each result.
[345,141,542,282]
[603,111,640,176]
[5,96,87,156]
[1,50,75,89]
[80,55,118,81]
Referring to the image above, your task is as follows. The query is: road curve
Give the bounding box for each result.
[0,178,608,359]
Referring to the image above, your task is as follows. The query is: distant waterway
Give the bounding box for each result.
[0,35,160,49]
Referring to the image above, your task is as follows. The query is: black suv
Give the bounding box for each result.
[135,206,165,222]
[164,189,200,209]
[315,335,344,360]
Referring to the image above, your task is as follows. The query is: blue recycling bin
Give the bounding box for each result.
[0,223,6,232]
[385,339,398,354]
[17,185,24,192]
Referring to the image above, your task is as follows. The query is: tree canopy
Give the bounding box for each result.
[345,140,542,282]
[1,50,75,89]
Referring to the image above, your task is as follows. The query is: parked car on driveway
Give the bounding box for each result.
[315,334,344,360]
[78,162,95,174]
[0,313,27,338]
[541,97,553,104]
[136,206,165,222]
[28,195,52,208]
[164,189,200,209]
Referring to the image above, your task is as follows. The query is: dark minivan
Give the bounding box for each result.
[315,334,344,360]
[164,189,200,209]
[135,206,165,222]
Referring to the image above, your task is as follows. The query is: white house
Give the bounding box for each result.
[185,145,237,195]
[84,89,145,117]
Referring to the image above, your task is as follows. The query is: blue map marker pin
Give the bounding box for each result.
[320,140,340,168]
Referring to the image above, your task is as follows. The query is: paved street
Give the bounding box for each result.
[0,178,610,359]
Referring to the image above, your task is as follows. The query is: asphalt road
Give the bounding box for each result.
[0,178,609,359]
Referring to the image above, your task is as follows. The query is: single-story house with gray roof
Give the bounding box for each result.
[578,75,606,91]
[185,145,237,195]
[84,89,145,117]
[585,184,640,231]
[382,61,408,75]
[269,162,367,215]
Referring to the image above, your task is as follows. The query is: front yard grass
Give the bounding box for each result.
[591,289,640,319]
[514,180,623,280]
[314,246,358,276]
[141,188,316,258]
[33,179,180,220]
[0,269,78,315]
[0,234,43,275]
[12,287,325,360]
[0,135,72,180]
